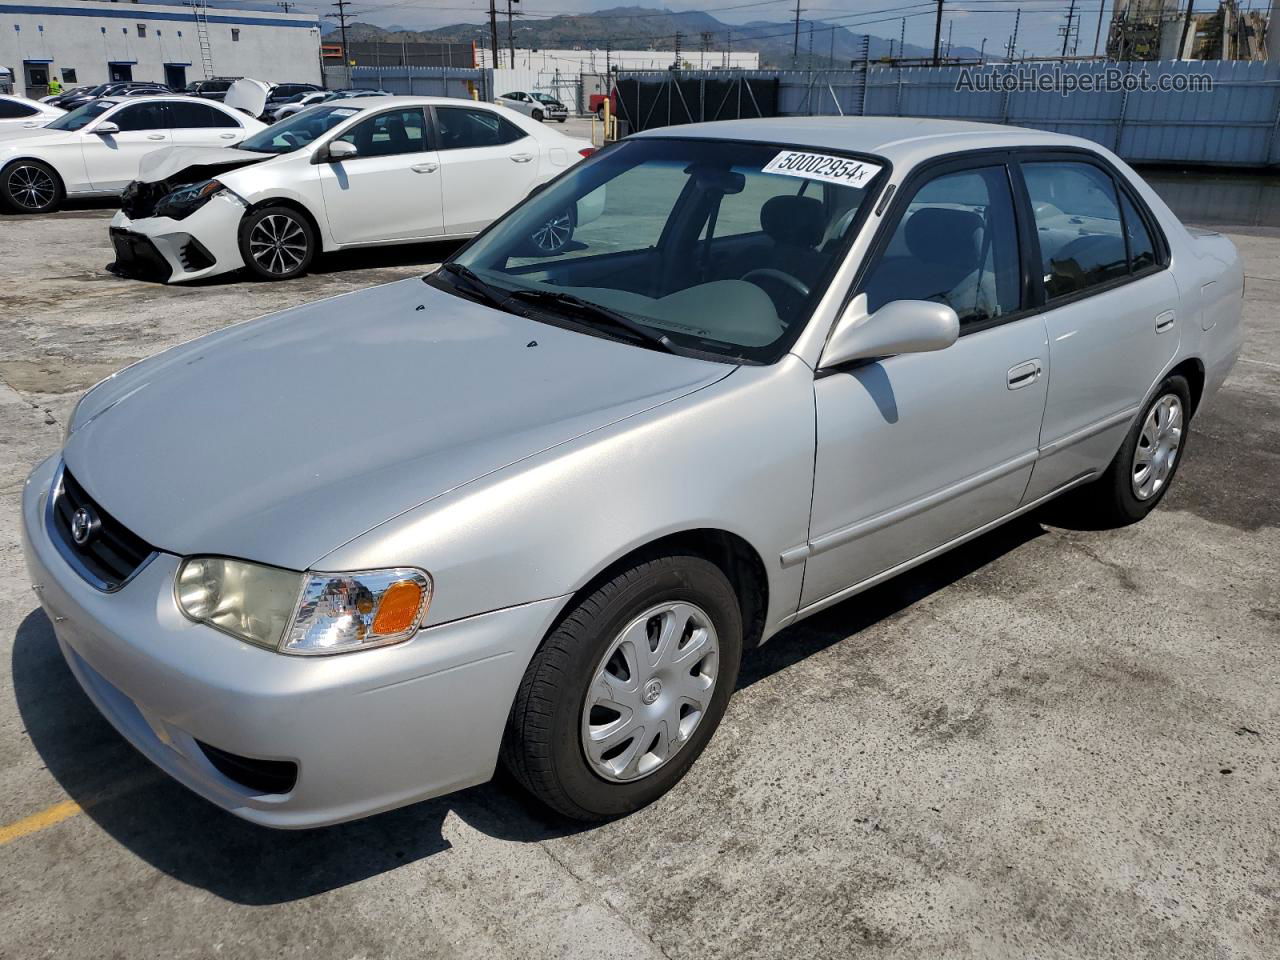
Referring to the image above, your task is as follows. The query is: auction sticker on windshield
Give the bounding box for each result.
[762,151,882,189]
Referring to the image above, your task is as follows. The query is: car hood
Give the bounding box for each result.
[136,145,270,183]
[223,78,271,118]
[63,278,732,569]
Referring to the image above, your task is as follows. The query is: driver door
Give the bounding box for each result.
[83,100,171,192]
[318,107,444,244]
[801,158,1050,608]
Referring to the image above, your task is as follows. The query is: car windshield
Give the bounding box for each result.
[446,137,884,363]
[238,105,361,154]
[533,93,560,105]
[45,100,114,131]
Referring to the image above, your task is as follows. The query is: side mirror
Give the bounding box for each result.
[818,295,960,370]
[93,121,119,135]
[326,140,357,161]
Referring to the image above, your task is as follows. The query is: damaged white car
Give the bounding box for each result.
[107,96,596,282]
[0,82,268,214]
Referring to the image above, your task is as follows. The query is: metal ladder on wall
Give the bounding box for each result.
[192,0,215,80]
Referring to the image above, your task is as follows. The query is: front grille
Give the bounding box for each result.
[108,228,173,283]
[196,741,298,795]
[49,467,155,591]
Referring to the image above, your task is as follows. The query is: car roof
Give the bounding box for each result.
[322,95,502,108]
[633,116,1105,169]
[96,95,228,106]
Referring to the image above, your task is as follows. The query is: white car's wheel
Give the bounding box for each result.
[238,205,316,281]
[1,159,64,214]
[529,207,576,255]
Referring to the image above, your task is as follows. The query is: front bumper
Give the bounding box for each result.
[21,455,567,828]
[109,192,248,284]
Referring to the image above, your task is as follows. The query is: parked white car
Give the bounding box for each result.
[106,96,596,282]
[495,91,569,123]
[0,93,266,213]
[269,90,333,122]
[0,93,65,132]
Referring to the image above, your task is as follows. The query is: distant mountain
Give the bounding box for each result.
[320,6,982,68]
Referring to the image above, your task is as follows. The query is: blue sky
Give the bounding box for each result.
[265,0,1124,59]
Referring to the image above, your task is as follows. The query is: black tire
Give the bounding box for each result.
[1073,374,1192,526]
[237,205,315,281]
[555,117,567,123]
[501,553,743,821]
[1,159,64,213]
[531,108,544,122]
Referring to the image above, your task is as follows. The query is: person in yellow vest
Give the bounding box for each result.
[47,75,63,97]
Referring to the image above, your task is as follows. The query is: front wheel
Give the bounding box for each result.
[501,553,743,820]
[238,205,315,281]
[1,159,64,213]
[531,108,544,122]
[1073,374,1192,526]
[528,206,575,255]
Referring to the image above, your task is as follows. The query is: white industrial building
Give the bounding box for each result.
[0,0,321,97]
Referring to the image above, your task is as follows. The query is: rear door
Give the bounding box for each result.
[1016,154,1181,501]
[432,104,539,235]
[167,100,245,147]
[82,100,170,191]
[318,106,443,244]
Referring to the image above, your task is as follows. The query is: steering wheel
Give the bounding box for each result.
[740,268,810,298]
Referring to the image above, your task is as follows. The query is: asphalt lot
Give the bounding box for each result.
[1,184,1277,959]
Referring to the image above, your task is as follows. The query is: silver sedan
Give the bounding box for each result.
[22,118,1242,827]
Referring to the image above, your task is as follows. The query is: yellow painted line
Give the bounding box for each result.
[0,799,83,846]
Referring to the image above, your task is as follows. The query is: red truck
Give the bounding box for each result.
[588,89,618,118]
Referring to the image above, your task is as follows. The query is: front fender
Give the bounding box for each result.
[317,355,819,640]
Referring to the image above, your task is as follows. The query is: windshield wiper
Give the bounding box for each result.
[506,288,679,354]
[437,262,512,310]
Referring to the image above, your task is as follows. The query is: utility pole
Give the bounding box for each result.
[980,36,987,60]
[605,38,611,76]
[1178,0,1196,59]
[506,0,517,70]
[724,29,731,68]
[1006,8,1021,60]
[330,0,355,84]
[488,0,499,70]
[276,1,295,11]
[673,31,683,69]
[792,0,803,66]
[807,22,814,69]
[932,0,944,65]
[700,30,711,69]
[899,17,906,59]
[1092,0,1106,57]
[1061,0,1077,56]
[945,20,953,58]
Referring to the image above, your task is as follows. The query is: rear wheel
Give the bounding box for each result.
[1,160,64,213]
[501,553,743,820]
[238,205,315,281]
[1071,374,1191,525]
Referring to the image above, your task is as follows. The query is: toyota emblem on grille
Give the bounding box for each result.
[70,506,99,546]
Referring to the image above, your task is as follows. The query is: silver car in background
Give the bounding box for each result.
[495,90,569,122]
[22,118,1242,827]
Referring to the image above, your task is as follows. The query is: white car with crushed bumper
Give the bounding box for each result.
[106,96,597,283]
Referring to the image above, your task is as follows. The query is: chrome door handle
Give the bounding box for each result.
[1007,359,1042,390]
[411,162,439,173]
[147,134,166,140]
[509,153,534,163]
[1154,310,1176,333]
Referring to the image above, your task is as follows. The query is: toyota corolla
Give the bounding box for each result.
[22,118,1242,827]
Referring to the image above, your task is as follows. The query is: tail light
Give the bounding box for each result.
[578,147,596,158]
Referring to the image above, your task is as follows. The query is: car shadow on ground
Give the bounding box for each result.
[12,515,1046,905]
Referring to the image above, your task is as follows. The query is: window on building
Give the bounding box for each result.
[137,24,146,38]
[61,68,76,83]
[232,28,241,42]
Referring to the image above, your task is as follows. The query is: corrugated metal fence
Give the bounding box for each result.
[618,61,1280,167]
[337,65,490,101]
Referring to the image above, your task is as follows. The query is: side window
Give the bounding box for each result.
[1023,161,1128,299]
[0,99,39,119]
[169,101,240,129]
[336,108,428,158]
[111,102,169,132]
[1120,191,1157,272]
[435,106,527,150]
[862,165,1021,327]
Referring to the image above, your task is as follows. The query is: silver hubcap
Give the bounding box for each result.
[581,601,719,783]
[248,214,307,275]
[1132,393,1183,500]
[530,212,572,253]
[9,165,55,209]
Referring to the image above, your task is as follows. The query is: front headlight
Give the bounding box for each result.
[154,179,226,221]
[175,558,432,656]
